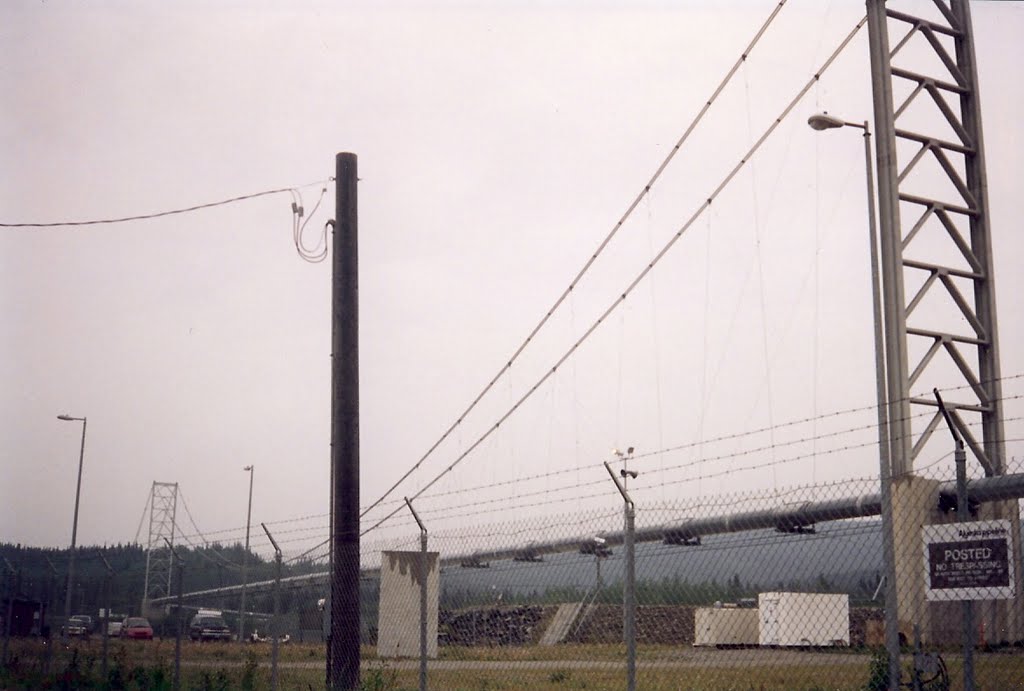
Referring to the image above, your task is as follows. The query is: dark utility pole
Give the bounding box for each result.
[329,152,360,690]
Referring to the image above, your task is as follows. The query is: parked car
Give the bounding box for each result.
[106,619,124,637]
[189,613,232,642]
[61,614,93,638]
[120,617,154,640]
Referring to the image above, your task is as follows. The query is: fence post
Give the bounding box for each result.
[604,462,637,691]
[1,558,14,667]
[98,552,114,684]
[43,557,58,675]
[164,539,184,691]
[262,523,283,691]
[404,498,429,691]
[934,390,974,691]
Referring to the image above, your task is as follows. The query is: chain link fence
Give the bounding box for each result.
[7,459,1019,689]
[306,458,1024,690]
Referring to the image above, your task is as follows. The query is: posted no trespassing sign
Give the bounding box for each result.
[922,519,1017,601]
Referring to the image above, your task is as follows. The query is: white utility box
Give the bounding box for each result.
[757,592,849,647]
[694,607,759,646]
[378,551,440,659]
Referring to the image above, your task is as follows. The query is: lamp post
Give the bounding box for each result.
[57,414,87,643]
[239,465,254,643]
[808,113,900,689]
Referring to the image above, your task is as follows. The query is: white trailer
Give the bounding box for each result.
[694,607,759,647]
[757,592,849,647]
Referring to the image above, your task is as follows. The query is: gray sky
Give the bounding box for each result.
[2,1,1022,560]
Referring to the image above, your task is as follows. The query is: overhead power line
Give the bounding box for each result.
[0,178,333,228]
[359,0,794,521]
[360,16,869,539]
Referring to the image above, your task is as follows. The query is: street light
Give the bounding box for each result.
[239,465,254,643]
[807,113,851,131]
[808,112,900,689]
[57,414,87,643]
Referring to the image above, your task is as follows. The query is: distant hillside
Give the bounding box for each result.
[0,541,321,622]
[3,517,897,624]
[439,518,886,608]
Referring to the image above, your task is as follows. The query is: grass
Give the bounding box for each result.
[2,637,1022,689]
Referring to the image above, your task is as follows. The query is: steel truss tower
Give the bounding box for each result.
[866,0,1005,478]
[866,0,1020,649]
[142,482,179,613]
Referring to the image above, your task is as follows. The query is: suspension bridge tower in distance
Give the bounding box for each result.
[140,481,179,618]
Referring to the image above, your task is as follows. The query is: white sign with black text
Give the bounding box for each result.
[922,519,1016,601]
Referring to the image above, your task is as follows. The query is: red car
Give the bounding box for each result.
[120,617,154,640]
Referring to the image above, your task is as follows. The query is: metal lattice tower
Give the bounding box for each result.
[866,0,1006,478]
[866,0,1021,649]
[141,481,178,613]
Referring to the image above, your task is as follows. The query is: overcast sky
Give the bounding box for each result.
[2,1,1022,561]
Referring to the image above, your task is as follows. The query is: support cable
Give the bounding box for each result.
[379,427,1024,531]
[359,0,793,520]
[132,488,153,546]
[360,17,868,538]
[176,490,243,568]
[165,374,1021,547]
[171,521,242,571]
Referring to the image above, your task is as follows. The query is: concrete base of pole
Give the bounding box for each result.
[891,475,941,644]
[891,475,1024,646]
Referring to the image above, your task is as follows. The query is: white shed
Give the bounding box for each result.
[694,607,759,647]
[757,592,849,647]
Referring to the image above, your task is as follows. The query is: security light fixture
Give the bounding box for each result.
[807,113,846,130]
